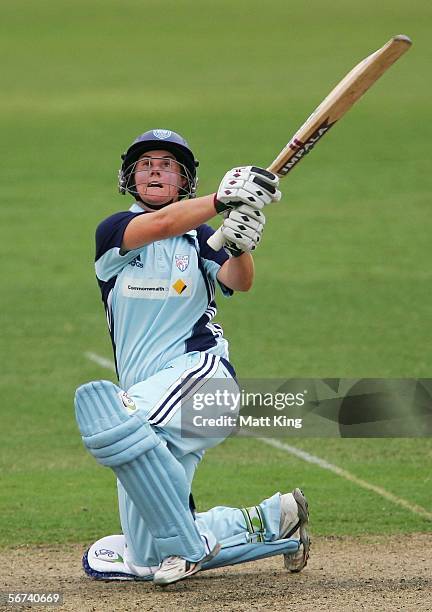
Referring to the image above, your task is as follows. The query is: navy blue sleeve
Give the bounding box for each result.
[95,211,144,261]
[196,224,230,266]
[196,223,233,297]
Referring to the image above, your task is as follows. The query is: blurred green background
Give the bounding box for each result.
[1,0,431,547]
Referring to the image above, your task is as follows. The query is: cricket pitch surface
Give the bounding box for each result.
[3,534,431,611]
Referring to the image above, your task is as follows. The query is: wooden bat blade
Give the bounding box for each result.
[269,35,412,177]
[207,35,412,251]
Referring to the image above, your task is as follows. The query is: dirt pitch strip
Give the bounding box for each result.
[2,534,431,611]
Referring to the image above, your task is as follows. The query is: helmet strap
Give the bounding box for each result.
[134,197,175,212]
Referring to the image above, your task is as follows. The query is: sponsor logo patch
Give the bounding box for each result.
[172,279,188,294]
[94,548,124,564]
[118,391,137,414]
[280,118,336,175]
[130,256,143,268]
[122,277,191,298]
[122,278,169,299]
[175,254,189,271]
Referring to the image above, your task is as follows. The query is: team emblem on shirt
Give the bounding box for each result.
[175,254,189,271]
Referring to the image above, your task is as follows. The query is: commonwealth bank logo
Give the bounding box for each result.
[172,279,188,294]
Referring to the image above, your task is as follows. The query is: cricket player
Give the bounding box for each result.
[75,129,310,585]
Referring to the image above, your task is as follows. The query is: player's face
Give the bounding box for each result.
[134,150,186,206]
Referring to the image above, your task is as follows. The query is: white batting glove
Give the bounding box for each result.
[214,166,281,216]
[220,204,266,257]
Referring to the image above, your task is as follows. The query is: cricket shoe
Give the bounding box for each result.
[153,543,221,586]
[82,534,157,581]
[280,488,310,573]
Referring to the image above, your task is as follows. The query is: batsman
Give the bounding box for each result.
[75,128,310,586]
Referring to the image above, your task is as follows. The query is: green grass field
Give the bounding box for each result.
[1,0,431,549]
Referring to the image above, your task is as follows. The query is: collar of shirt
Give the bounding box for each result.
[129,202,197,238]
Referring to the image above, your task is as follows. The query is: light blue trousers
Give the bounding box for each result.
[118,351,298,568]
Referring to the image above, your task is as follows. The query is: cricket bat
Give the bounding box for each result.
[207,34,412,251]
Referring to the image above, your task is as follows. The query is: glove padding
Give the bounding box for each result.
[215,166,281,215]
[221,204,266,257]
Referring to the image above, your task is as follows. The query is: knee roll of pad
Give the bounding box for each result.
[74,380,206,562]
[75,380,162,468]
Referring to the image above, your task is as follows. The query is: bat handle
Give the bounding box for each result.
[207,226,225,251]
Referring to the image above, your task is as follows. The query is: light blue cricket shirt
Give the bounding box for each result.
[95,203,233,390]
